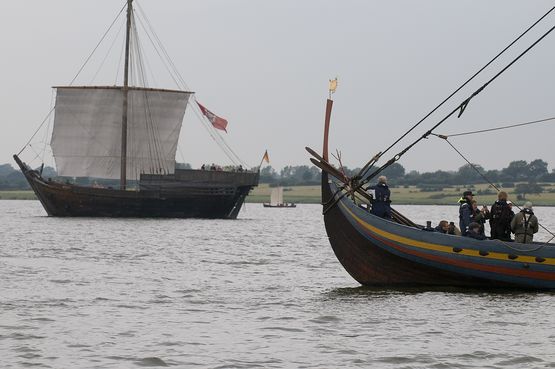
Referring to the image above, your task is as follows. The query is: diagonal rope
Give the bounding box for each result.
[357,5,555,180]
[437,116,555,138]
[69,3,127,86]
[357,21,555,192]
[134,1,250,168]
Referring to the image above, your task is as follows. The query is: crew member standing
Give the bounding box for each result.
[458,190,474,235]
[511,201,539,243]
[490,191,514,241]
[370,176,392,220]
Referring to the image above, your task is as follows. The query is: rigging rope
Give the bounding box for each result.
[132,17,167,175]
[69,3,127,86]
[18,3,126,159]
[357,21,555,191]
[357,5,555,180]
[40,89,56,166]
[136,10,247,168]
[17,107,55,156]
[435,116,555,138]
[89,17,126,85]
[135,1,250,168]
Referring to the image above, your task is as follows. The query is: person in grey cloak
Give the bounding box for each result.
[511,201,539,243]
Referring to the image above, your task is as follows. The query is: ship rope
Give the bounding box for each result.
[19,0,250,171]
[129,14,168,177]
[17,3,127,165]
[68,3,127,86]
[135,3,247,167]
[434,116,555,138]
[434,135,555,251]
[352,20,555,195]
[40,90,56,168]
[356,5,555,182]
[134,1,249,169]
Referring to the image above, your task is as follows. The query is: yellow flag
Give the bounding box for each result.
[262,150,270,163]
[329,78,338,94]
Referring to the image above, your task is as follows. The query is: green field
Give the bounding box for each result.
[0,191,37,200]
[4,183,555,206]
[247,183,555,206]
[247,184,321,204]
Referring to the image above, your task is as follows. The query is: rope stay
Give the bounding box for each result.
[434,116,555,138]
[134,1,250,168]
[357,21,555,191]
[357,5,555,181]
[69,3,127,86]
[19,0,250,171]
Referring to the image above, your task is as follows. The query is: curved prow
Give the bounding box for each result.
[323,99,333,162]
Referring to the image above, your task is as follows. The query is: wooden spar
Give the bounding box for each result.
[323,99,333,162]
[120,0,133,190]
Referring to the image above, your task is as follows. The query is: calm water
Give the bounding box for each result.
[1,200,555,368]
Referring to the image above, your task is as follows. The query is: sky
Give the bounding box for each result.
[1,0,555,173]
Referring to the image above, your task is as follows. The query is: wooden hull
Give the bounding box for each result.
[322,172,555,289]
[14,155,257,219]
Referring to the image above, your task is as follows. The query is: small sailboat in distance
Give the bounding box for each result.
[263,187,296,208]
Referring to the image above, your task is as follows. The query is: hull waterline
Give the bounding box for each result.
[14,155,257,219]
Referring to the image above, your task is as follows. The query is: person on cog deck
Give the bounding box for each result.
[369,175,392,220]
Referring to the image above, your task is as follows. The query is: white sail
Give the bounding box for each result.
[270,186,284,205]
[50,86,192,180]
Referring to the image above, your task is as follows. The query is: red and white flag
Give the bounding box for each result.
[197,102,228,133]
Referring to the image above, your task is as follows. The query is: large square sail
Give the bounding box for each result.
[50,86,192,180]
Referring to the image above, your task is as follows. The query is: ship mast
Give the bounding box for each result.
[120,0,133,190]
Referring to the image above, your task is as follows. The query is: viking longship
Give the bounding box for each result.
[13,1,258,218]
[308,13,555,289]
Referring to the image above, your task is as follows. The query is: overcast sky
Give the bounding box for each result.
[1,0,555,173]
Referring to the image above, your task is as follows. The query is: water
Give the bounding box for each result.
[1,200,555,368]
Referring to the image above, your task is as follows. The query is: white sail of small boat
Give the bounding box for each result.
[264,186,296,208]
[270,187,283,206]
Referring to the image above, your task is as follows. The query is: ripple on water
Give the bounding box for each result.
[2,202,555,368]
[134,357,169,367]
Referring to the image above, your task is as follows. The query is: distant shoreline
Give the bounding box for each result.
[4,185,555,206]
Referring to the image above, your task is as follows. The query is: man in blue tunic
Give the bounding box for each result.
[370,175,392,219]
[459,190,474,236]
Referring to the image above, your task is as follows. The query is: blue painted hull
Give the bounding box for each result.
[322,173,555,289]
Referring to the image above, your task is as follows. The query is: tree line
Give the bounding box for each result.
[261,159,555,189]
[1,159,554,191]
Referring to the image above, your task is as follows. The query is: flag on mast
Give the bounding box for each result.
[197,102,228,132]
[262,150,270,163]
[329,78,338,94]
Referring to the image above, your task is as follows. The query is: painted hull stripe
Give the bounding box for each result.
[340,202,555,265]
[338,202,555,281]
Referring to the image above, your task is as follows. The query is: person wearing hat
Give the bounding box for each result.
[511,201,539,243]
[458,190,474,236]
[369,175,392,220]
[489,191,514,241]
